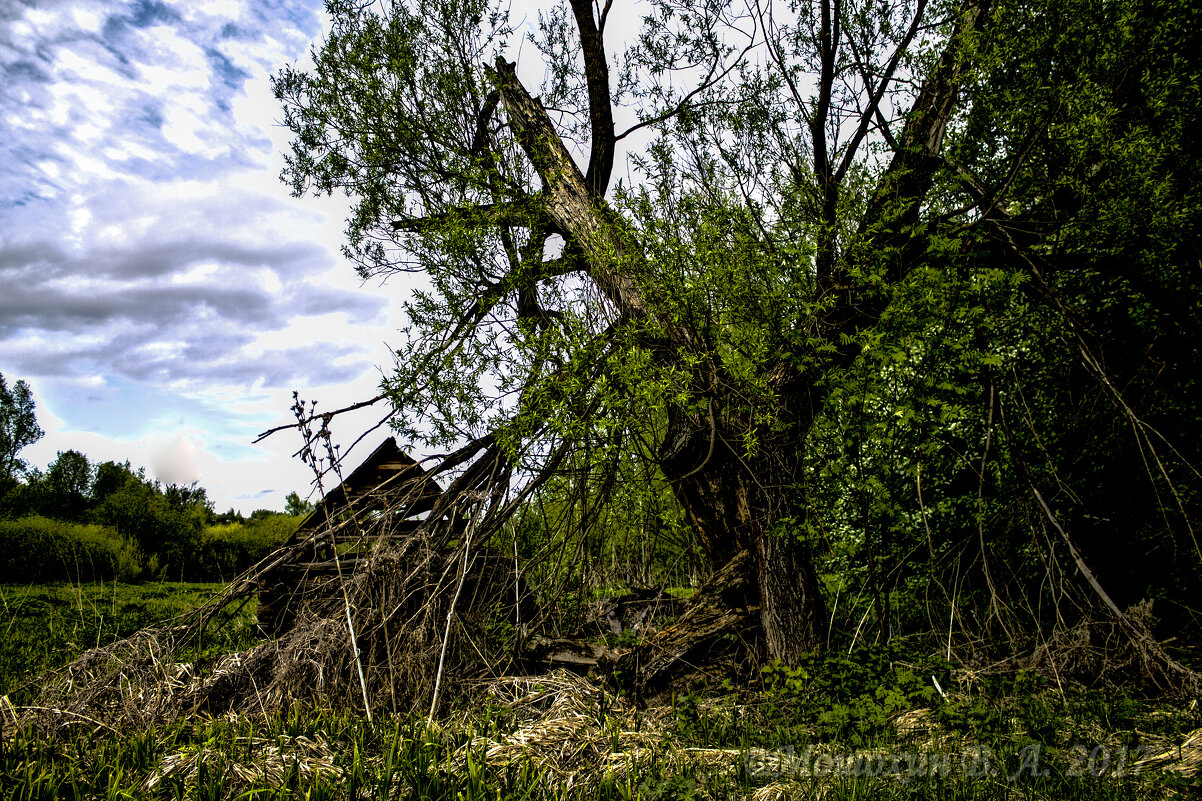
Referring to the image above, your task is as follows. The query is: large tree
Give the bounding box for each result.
[275,0,1202,663]
[43,449,93,522]
[0,373,43,492]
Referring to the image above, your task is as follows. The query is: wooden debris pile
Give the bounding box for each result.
[16,435,766,733]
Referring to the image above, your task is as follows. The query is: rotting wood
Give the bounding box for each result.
[589,587,683,636]
[606,549,763,705]
[522,636,617,673]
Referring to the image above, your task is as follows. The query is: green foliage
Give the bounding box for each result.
[284,490,314,517]
[1,440,307,581]
[0,372,42,498]
[183,514,301,582]
[90,471,207,580]
[273,0,1202,665]
[748,0,1202,646]
[0,516,142,583]
[40,449,93,522]
[761,646,948,745]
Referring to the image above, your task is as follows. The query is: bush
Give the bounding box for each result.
[184,515,300,582]
[0,515,142,582]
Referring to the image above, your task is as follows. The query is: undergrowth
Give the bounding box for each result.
[2,687,1195,800]
[1,584,1198,799]
[0,582,259,703]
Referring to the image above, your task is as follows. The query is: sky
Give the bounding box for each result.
[0,0,427,513]
[1,0,635,515]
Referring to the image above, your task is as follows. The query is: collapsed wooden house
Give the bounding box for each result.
[251,437,707,687]
[256,437,447,636]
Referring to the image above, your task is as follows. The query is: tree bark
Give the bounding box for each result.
[658,398,828,662]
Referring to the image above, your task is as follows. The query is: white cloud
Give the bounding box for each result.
[135,26,211,93]
[0,0,410,512]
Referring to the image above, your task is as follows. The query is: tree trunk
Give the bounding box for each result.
[658,400,827,663]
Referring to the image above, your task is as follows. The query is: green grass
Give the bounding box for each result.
[1,585,1198,800]
[0,581,259,702]
[1,681,1194,800]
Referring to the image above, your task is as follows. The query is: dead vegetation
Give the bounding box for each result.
[4,397,1197,801]
[115,668,1202,800]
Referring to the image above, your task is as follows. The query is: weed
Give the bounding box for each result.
[0,582,258,702]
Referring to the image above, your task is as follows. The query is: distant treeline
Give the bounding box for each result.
[0,449,311,583]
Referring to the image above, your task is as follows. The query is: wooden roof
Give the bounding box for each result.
[293,437,442,536]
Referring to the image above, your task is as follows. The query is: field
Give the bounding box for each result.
[1,582,1199,800]
[0,582,260,703]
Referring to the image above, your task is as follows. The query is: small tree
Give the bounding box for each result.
[284,491,314,517]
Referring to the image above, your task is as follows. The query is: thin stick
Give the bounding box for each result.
[848,605,872,655]
[513,533,522,635]
[15,706,119,734]
[1030,483,1198,690]
[254,393,386,443]
[429,493,485,720]
[323,435,373,724]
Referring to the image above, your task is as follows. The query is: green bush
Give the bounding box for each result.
[184,515,299,581]
[761,645,948,745]
[0,515,142,582]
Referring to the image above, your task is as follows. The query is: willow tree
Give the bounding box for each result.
[274,0,1201,664]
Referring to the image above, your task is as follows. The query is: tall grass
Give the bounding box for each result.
[0,582,260,702]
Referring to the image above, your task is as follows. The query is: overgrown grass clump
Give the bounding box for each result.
[2,677,1196,800]
[4,642,1199,798]
[1,584,1198,799]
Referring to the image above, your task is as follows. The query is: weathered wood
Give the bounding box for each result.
[607,550,762,704]
[256,437,448,636]
[331,519,424,543]
[590,588,683,636]
[277,558,364,572]
[523,636,617,673]
[291,439,443,535]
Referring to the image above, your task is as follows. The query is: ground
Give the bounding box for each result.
[1,582,1199,800]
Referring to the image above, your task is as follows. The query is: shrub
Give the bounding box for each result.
[0,515,142,582]
[184,515,300,582]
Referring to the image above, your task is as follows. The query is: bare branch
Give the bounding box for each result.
[570,0,616,196]
[254,394,387,444]
[834,0,929,184]
[391,199,547,233]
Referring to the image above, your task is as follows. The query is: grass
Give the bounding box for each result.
[1,584,1199,799]
[0,581,260,702]
[2,677,1195,800]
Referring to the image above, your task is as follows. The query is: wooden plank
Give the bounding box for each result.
[278,558,366,572]
[523,636,617,673]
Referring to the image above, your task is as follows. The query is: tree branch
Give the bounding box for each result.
[834,0,929,184]
[391,199,548,233]
[857,0,991,244]
[254,394,387,444]
[570,0,616,197]
[488,58,673,336]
